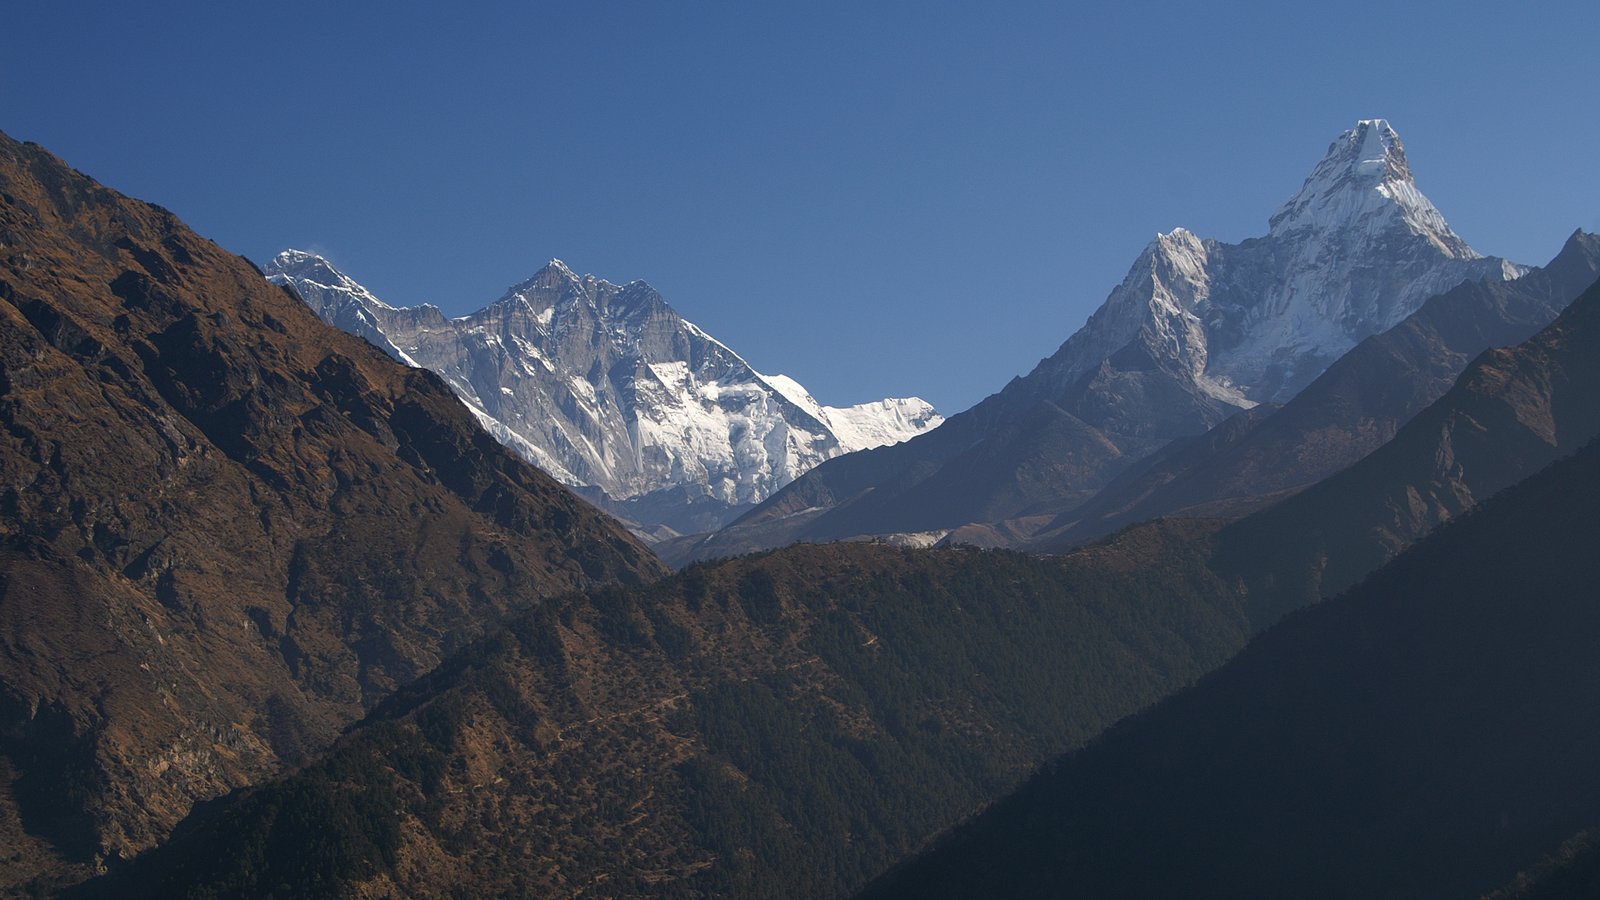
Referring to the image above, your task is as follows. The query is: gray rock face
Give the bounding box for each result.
[266,253,941,535]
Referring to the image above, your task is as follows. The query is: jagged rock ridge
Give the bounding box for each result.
[267,252,942,536]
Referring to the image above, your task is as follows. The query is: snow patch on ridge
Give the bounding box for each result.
[757,373,943,450]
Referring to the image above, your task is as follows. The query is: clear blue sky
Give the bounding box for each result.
[5,1,1596,413]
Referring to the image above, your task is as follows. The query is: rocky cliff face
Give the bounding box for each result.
[267,252,942,536]
[0,130,663,892]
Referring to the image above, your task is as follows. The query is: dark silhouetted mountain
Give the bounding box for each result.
[0,131,663,893]
[1022,229,1600,550]
[862,437,1600,900]
[676,120,1520,563]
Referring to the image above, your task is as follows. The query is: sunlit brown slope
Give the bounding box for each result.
[0,131,662,891]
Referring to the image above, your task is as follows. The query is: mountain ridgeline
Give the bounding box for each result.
[1215,268,1600,619]
[5,117,1597,900]
[90,261,1600,896]
[266,252,942,539]
[679,120,1522,563]
[0,130,662,893]
[84,252,1600,896]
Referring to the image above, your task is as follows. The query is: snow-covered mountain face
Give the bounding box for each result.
[266,252,941,534]
[1039,119,1522,408]
[681,119,1531,563]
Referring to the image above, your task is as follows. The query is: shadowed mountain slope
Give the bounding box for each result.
[1216,271,1600,622]
[1487,831,1600,900]
[863,437,1600,899]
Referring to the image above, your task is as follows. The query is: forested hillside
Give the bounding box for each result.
[85,529,1250,898]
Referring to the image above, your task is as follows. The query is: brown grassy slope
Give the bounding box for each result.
[0,130,663,890]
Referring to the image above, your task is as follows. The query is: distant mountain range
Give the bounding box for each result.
[96,219,1600,900]
[679,120,1525,562]
[8,119,1598,900]
[266,252,942,538]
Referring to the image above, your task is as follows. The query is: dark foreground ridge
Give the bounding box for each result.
[864,437,1600,899]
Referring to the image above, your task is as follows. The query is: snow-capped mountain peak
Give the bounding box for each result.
[265,249,418,365]
[500,258,584,304]
[758,373,943,450]
[1031,119,1521,414]
[1268,118,1474,259]
[269,249,394,310]
[266,251,943,535]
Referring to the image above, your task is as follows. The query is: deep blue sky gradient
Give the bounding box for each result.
[5,1,1596,412]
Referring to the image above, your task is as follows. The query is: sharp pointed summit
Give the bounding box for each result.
[538,256,578,280]
[1269,119,1474,258]
[695,119,1526,561]
[1303,118,1412,188]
